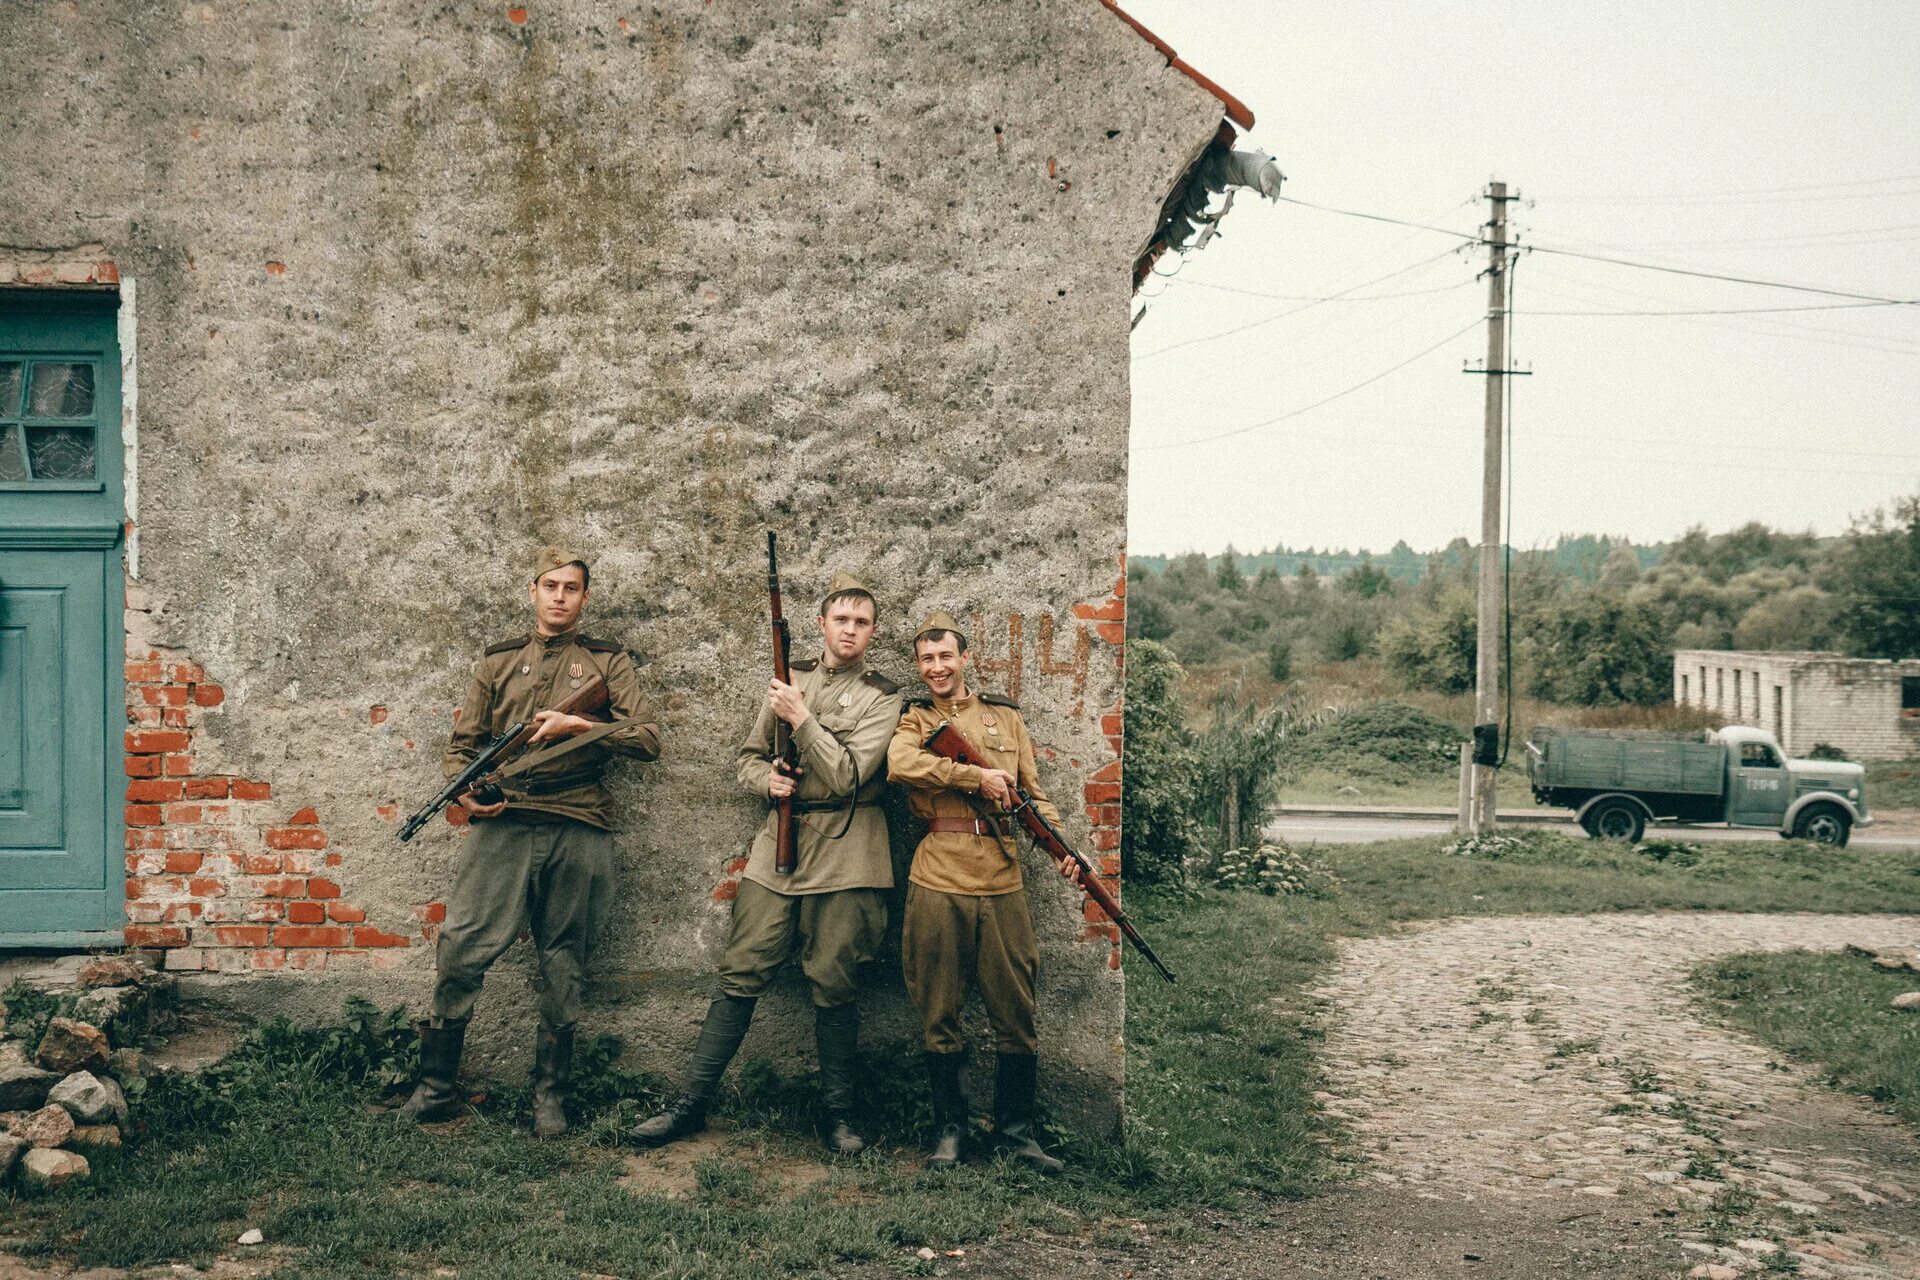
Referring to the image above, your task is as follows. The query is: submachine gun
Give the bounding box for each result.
[397,675,609,843]
[920,720,1176,984]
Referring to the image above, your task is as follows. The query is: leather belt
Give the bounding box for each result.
[927,817,1006,837]
[508,768,603,796]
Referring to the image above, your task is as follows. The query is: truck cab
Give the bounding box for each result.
[1525,725,1871,846]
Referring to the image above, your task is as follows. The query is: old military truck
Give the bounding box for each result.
[1525,725,1871,846]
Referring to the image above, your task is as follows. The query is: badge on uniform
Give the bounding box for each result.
[569,662,583,679]
[521,664,531,675]
[838,692,852,707]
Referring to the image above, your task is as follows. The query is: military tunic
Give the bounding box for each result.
[718,655,901,1007]
[432,626,662,1028]
[888,691,1060,1055]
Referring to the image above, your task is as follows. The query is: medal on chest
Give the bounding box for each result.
[838,692,852,708]
[569,660,584,688]
[982,712,999,736]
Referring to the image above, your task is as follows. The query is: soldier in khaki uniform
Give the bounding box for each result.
[888,610,1065,1175]
[399,547,662,1137]
[630,572,901,1156]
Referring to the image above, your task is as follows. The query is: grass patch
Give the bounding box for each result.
[1695,950,1920,1129]
[9,834,1920,1278]
[1865,759,1920,811]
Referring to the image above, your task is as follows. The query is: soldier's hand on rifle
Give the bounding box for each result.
[1056,854,1081,884]
[767,678,811,729]
[768,758,801,799]
[978,767,1016,808]
[456,790,509,820]
[528,710,595,743]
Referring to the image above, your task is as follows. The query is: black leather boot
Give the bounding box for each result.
[397,1019,467,1123]
[924,1050,967,1170]
[991,1052,1063,1175]
[628,995,755,1148]
[814,1003,866,1157]
[531,1022,574,1139]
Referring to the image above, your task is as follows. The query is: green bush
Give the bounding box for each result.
[1276,700,1464,786]
[1209,841,1339,897]
[1120,640,1207,885]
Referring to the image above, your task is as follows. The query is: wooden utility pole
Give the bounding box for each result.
[1469,182,1514,834]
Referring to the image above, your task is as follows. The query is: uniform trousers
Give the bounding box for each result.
[901,882,1040,1055]
[432,810,612,1028]
[717,878,886,1008]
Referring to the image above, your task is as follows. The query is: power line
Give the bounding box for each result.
[1136,317,1484,451]
[1174,276,1473,302]
[1516,299,1916,317]
[1131,247,1466,361]
[1548,185,1920,208]
[1276,194,1483,242]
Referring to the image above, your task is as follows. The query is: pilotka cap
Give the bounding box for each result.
[532,546,590,582]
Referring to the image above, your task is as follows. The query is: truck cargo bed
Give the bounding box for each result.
[1527,728,1724,797]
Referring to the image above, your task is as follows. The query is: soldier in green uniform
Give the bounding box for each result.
[629,572,901,1157]
[888,611,1065,1175]
[398,547,662,1137]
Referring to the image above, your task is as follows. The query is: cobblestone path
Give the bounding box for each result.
[1312,913,1920,1279]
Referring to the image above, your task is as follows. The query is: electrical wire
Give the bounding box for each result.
[1498,251,1517,770]
[1132,247,1466,361]
[1276,193,1484,241]
[1135,317,1484,451]
[1558,173,1920,199]
[1515,299,1915,317]
[1175,276,1474,302]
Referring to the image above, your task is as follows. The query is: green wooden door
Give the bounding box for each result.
[0,294,125,944]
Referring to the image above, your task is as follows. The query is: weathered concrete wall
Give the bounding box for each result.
[5,0,1225,1133]
[1674,650,1920,762]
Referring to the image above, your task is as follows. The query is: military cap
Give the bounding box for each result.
[821,570,877,611]
[913,609,966,645]
[532,546,591,583]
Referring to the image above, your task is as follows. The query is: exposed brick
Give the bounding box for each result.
[376,803,398,821]
[369,950,409,971]
[162,803,203,825]
[369,705,389,725]
[127,779,184,802]
[126,901,166,924]
[255,876,308,898]
[123,661,165,682]
[186,877,227,897]
[125,755,162,778]
[164,754,194,777]
[165,662,205,684]
[1082,783,1121,804]
[286,901,326,924]
[1099,714,1123,735]
[125,804,163,827]
[126,830,166,850]
[125,925,189,948]
[712,880,741,903]
[141,685,188,706]
[326,902,366,923]
[1095,622,1125,645]
[245,901,287,923]
[1072,598,1125,622]
[284,950,327,972]
[192,684,225,707]
[242,853,282,874]
[280,851,316,874]
[354,926,409,948]
[126,730,190,754]
[204,925,270,948]
[161,707,189,728]
[266,827,327,850]
[231,780,272,801]
[307,876,342,899]
[183,776,231,799]
[1089,828,1120,851]
[275,925,349,948]
[287,806,319,825]
[1084,804,1120,825]
[164,948,208,972]
[412,901,448,924]
[160,901,203,923]
[249,950,288,971]
[164,851,203,874]
[1090,760,1122,784]
[129,707,165,728]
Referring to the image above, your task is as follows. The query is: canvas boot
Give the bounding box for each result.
[924,1050,967,1170]
[531,1022,574,1139]
[814,1003,866,1157]
[991,1052,1063,1176]
[628,995,755,1148]
[396,1019,467,1123]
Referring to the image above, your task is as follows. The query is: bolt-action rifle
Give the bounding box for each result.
[920,721,1176,984]
[397,674,609,843]
[766,531,799,874]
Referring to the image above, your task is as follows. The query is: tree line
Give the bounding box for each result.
[1127,495,1920,707]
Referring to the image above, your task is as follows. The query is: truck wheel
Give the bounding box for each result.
[1791,804,1851,848]
[1583,798,1645,843]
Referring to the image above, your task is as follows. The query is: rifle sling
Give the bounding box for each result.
[490,717,637,781]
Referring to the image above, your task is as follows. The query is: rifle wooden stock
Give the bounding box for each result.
[767,532,797,874]
[920,721,1176,984]
[397,675,608,843]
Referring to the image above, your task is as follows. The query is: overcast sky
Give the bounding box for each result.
[1121,1,1920,557]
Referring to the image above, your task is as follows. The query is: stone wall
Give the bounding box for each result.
[3,0,1230,1134]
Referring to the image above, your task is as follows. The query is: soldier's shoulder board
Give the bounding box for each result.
[790,657,820,672]
[862,671,901,695]
[484,633,531,656]
[903,693,934,710]
[980,692,1020,709]
[577,636,622,654]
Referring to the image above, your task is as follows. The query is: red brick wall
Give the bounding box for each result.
[122,645,440,973]
[1073,568,1125,964]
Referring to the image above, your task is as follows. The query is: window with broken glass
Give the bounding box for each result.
[0,358,98,483]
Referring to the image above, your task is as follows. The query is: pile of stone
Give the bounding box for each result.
[1844,944,1920,1011]
[1,954,170,1189]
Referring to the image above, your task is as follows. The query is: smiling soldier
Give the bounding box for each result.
[397,547,662,1138]
[888,610,1065,1175]
[629,572,901,1157]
